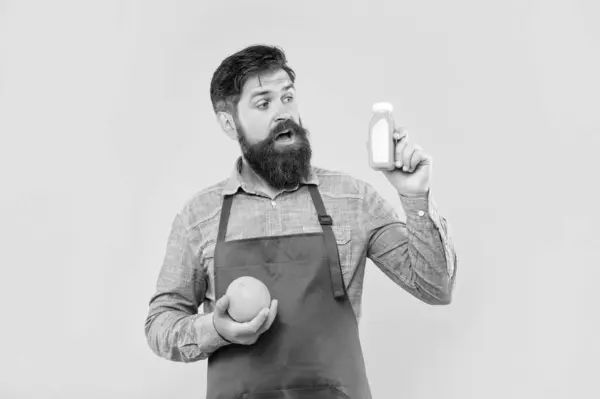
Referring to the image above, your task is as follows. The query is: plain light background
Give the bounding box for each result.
[1,0,599,398]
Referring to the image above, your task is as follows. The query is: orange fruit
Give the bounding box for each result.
[226,276,271,323]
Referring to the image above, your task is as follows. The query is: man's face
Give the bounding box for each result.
[233,69,312,190]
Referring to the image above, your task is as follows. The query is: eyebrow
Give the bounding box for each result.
[249,83,295,101]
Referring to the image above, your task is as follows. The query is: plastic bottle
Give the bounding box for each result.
[368,102,396,170]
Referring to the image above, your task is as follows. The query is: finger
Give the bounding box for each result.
[214,294,230,315]
[409,147,426,172]
[258,299,278,334]
[393,127,409,168]
[394,137,408,169]
[401,142,416,172]
[393,127,409,141]
[244,307,270,334]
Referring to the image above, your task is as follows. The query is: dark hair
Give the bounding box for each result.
[209,44,296,115]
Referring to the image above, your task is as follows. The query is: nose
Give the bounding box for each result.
[274,112,291,123]
[273,114,293,130]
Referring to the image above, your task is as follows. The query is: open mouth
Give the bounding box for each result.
[275,129,294,142]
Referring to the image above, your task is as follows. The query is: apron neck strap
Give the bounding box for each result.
[307,185,331,225]
[308,185,346,299]
[217,194,234,244]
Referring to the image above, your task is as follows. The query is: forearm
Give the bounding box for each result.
[399,192,456,302]
[145,307,230,363]
[145,212,231,362]
[367,190,457,304]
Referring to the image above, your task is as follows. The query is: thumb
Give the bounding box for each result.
[394,126,409,140]
[214,294,230,315]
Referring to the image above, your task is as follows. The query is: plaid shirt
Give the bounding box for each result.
[145,157,457,362]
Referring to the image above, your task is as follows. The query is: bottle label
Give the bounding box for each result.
[371,119,390,163]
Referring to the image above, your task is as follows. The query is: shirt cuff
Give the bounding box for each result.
[398,190,440,226]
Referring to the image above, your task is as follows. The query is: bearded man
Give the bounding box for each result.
[145,44,457,399]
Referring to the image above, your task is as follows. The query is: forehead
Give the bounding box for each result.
[241,69,293,98]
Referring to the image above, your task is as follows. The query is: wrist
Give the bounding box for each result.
[211,313,232,345]
[397,187,429,199]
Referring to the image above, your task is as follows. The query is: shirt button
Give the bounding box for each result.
[271,201,276,207]
[418,210,425,217]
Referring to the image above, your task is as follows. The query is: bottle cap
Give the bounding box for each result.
[372,102,393,113]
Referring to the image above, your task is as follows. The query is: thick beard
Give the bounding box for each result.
[237,118,312,190]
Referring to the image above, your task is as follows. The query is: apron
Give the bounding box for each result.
[206,184,372,399]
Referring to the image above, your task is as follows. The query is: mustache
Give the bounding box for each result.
[269,119,305,139]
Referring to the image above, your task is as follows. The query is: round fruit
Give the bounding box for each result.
[226,276,271,323]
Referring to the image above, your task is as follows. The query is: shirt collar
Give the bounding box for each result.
[222,156,320,196]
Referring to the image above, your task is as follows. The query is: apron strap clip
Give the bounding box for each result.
[318,214,333,225]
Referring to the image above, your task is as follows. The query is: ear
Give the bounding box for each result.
[216,111,238,140]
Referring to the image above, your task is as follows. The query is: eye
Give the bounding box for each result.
[283,95,295,103]
[257,101,269,110]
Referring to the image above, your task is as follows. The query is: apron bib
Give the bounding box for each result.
[206,185,371,399]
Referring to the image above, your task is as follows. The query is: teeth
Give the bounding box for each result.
[275,131,293,142]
